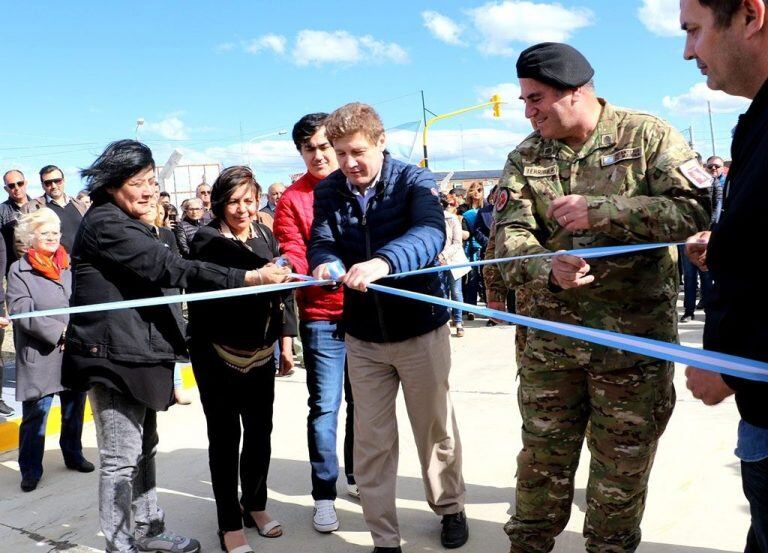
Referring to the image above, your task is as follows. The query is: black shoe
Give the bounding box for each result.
[441,510,469,548]
[372,548,402,553]
[20,478,39,492]
[679,313,695,322]
[486,319,497,327]
[0,399,15,417]
[695,301,705,310]
[466,313,475,321]
[65,459,95,473]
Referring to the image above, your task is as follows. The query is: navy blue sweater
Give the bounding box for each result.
[309,152,449,343]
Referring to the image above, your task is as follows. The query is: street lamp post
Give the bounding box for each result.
[246,129,288,168]
[135,118,145,141]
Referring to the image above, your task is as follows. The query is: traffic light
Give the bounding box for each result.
[491,94,502,118]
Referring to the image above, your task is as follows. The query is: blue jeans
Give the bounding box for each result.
[300,320,354,500]
[18,389,87,481]
[441,272,463,323]
[681,249,713,313]
[743,457,768,552]
[89,384,165,553]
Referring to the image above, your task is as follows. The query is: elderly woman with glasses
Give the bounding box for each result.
[6,208,93,493]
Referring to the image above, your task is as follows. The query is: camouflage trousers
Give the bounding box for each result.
[506,357,675,553]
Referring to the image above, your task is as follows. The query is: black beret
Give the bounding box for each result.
[516,42,594,90]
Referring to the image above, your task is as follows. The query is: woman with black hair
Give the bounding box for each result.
[186,166,297,553]
[63,140,283,553]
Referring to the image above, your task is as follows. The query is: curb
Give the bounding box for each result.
[0,364,196,454]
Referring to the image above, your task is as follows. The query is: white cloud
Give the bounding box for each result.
[663,82,751,115]
[416,128,526,170]
[637,0,683,37]
[147,115,188,140]
[243,34,287,55]
[469,1,594,56]
[292,30,408,66]
[422,11,465,45]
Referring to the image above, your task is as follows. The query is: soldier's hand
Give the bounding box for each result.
[685,231,711,271]
[685,365,734,405]
[547,195,590,231]
[551,252,595,289]
[487,300,507,324]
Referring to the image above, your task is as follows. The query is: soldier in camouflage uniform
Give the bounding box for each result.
[492,43,712,552]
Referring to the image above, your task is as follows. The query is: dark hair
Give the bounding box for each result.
[39,164,63,179]
[159,191,171,199]
[438,193,450,210]
[80,140,155,205]
[292,113,329,150]
[698,0,758,27]
[210,166,261,220]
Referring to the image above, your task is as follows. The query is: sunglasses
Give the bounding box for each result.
[706,164,722,169]
[198,190,211,195]
[42,178,64,186]
[5,181,25,189]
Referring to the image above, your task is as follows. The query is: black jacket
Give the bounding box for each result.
[187,220,297,350]
[705,77,768,427]
[65,202,246,365]
[309,152,448,343]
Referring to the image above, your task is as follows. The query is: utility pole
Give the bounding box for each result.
[685,125,695,150]
[707,101,716,157]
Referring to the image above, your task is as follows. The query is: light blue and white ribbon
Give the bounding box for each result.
[9,241,765,384]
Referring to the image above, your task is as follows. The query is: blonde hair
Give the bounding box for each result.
[14,208,61,250]
[324,102,384,144]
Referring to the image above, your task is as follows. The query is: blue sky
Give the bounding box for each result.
[1,0,749,200]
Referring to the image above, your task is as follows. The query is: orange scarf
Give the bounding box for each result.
[26,246,70,281]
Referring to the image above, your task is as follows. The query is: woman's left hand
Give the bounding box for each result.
[278,337,294,376]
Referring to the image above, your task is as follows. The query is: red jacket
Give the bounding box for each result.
[273,172,343,321]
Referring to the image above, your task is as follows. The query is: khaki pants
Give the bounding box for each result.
[346,325,465,547]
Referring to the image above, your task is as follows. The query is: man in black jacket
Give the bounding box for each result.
[681,1,768,551]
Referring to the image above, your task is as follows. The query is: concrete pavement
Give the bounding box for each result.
[0,300,748,552]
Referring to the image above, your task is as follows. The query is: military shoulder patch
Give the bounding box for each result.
[678,159,713,189]
[600,147,642,167]
[494,188,510,212]
[522,165,558,177]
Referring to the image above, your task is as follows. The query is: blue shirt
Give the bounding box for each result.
[736,420,768,462]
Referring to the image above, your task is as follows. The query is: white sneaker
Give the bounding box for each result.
[313,500,339,533]
[347,483,360,499]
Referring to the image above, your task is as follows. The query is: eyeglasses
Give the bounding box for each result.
[42,178,64,186]
[5,181,25,189]
[36,231,61,238]
[198,190,211,195]
[186,207,203,211]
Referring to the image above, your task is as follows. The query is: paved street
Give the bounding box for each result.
[0,299,747,552]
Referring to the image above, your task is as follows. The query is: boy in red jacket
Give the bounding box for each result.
[273,113,355,534]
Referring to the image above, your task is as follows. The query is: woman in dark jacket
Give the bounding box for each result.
[63,140,281,553]
[186,166,297,553]
[7,208,93,493]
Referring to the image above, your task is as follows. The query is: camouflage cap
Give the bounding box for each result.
[516,42,594,89]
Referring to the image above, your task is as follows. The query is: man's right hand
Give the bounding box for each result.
[550,253,595,289]
[685,231,711,271]
[312,263,337,281]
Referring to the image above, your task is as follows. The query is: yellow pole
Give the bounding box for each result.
[422,98,503,168]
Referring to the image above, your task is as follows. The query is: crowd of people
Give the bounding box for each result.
[0,2,767,552]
